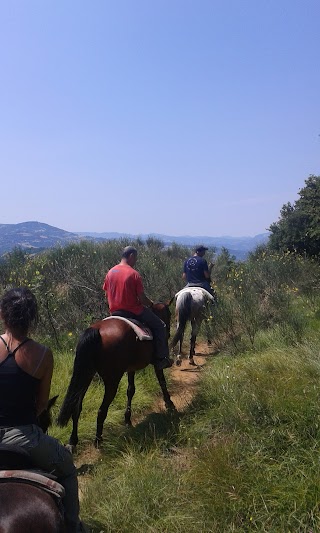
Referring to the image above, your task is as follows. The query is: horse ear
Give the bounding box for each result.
[167,296,175,307]
[47,395,59,410]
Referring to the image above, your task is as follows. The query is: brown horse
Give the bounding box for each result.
[0,396,65,533]
[58,303,175,448]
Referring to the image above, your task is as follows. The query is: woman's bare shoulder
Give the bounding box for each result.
[18,339,53,377]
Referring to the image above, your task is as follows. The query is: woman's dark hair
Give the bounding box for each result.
[0,288,39,333]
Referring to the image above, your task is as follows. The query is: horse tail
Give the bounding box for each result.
[170,291,192,348]
[57,327,101,427]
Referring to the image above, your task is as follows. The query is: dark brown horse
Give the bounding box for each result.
[58,303,175,448]
[0,396,65,533]
[0,483,65,532]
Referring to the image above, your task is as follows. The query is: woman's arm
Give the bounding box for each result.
[36,348,54,416]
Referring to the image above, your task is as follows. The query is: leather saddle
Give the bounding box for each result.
[0,444,65,500]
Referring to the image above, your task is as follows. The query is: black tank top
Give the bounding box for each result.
[0,336,40,426]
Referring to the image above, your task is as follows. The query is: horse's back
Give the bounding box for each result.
[93,316,135,338]
[91,317,152,373]
[176,287,207,317]
[0,482,65,532]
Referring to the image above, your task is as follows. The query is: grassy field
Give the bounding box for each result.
[46,311,320,533]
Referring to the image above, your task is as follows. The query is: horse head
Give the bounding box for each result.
[37,395,59,433]
[151,301,172,339]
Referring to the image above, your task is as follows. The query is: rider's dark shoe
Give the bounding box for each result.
[155,357,173,370]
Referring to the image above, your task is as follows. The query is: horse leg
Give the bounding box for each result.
[68,390,87,451]
[154,368,175,410]
[170,323,185,367]
[124,371,135,427]
[189,318,200,365]
[178,328,185,357]
[69,412,80,451]
[95,377,122,447]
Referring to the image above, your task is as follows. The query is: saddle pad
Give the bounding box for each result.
[103,316,153,341]
[0,470,65,499]
[175,287,215,302]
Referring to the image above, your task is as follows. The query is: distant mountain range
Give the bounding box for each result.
[0,222,269,259]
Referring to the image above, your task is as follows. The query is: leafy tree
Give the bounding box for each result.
[212,247,236,285]
[268,175,320,256]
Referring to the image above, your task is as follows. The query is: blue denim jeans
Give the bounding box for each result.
[0,424,80,532]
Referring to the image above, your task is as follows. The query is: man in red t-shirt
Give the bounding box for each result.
[103,246,172,370]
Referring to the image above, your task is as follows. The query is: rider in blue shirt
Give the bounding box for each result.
[183,245,215,297]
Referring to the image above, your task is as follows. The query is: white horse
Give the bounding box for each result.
[170,287,215,366]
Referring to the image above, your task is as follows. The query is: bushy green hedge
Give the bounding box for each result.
[0,241,319,355]
[0,240,189,342]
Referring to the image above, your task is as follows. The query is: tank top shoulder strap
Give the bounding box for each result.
[32,345,47,376]
[0,336,30,356]
[0,335,9,350]
[12,338,30,355]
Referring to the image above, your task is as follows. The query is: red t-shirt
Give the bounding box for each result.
[102,263,144,315]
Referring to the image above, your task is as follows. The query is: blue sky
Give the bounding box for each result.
[0,1,319,237]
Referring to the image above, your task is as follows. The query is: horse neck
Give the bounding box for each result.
[152,303,170,329]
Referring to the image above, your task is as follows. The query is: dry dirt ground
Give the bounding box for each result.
[154,341,212,412]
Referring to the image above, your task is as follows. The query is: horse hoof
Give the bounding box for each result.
[189,359,197,366]
[166,401,176,412]
[94,438,103,448]
[65,444,75,454]
[176,358,182,366]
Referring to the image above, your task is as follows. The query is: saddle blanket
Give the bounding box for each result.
[0,469,65,499]
[175,287,215,302]
[103,316,153,341]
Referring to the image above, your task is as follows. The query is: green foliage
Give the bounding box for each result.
[1,239,319,359]
[0,240,188,340]
[269,175,320,256]
[211,246,236,286]
[205,249,319,353]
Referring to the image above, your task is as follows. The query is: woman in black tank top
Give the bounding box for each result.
[0,288,83,532]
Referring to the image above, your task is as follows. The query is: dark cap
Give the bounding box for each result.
[195,245,208,253]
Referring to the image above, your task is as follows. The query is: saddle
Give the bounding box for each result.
[175,287,216,302]
[0,444,65,500]
[103,315,153,341]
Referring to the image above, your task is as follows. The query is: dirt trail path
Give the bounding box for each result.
[153,343,212,413]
